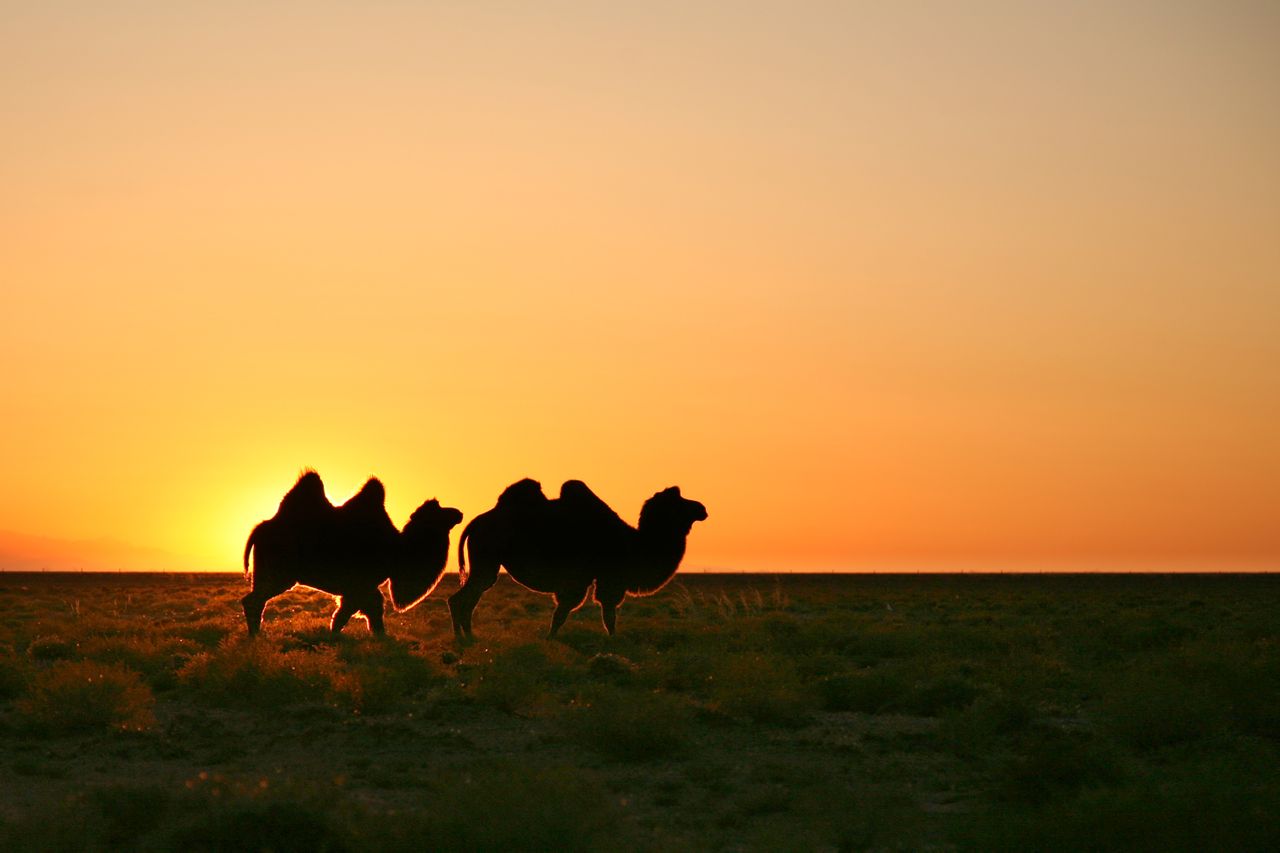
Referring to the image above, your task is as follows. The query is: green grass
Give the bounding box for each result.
[0,571,1277,850]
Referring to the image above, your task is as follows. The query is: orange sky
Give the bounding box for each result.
[2,3,1278,572]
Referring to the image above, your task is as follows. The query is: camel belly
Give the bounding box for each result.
[293,561,387,598]
[501,557,594,595]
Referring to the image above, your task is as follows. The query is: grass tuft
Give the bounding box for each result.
[0,654,29,701]
[329,639,441,713]
[15,660,155,733]
[1100,670,1224,751]
[469,643,564,714]
[80,634,196,691]
[177,639,333,708]
[708,652,810,725]
[817,668,909,714]
[993,728,1122,804]
[391,763,633,851]
[586,652,637,680]
[168,619,235,648]
[26,635,78,662]
[561,685,694,761]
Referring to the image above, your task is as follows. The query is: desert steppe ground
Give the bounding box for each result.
[0,571,1277,851]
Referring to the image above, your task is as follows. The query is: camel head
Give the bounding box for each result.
[389,499,464,611]
[639,486,708,536]
[405,498,465,534]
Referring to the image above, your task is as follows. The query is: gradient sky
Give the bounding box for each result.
[3,2,1278,572]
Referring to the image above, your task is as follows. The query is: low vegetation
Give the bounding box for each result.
[0,571,1277,850]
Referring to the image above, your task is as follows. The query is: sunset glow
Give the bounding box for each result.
[2,3,1277,572]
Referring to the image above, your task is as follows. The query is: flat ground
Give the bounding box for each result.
[0,572,1277,851]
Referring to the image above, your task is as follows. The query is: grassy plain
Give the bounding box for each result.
[0,571,1277,851]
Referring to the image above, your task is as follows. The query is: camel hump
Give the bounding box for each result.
[496,478,549,511]
[558,480,628,530]
[338,477,397,536]
[355,477,385,505]
[340,477,387,515]
[277,469,333,519]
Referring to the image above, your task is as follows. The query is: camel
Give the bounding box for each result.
[448,479,707,638]
[242,471,463,635]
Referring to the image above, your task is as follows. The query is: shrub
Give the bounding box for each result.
[708,652,810,725]
[177,640,332,709]
[652,647,716,693]
[561,686,694,761]
[0,781,352,853]
[840,623,924,663]
[80,635,196,691]
[939,691,1036,756]
[817,668,910,714]
[1099,671,1223,751]
[0,655,28,701]
[899,674,980,716]
[470,643,563,715]
[960,753,1280,851]
[1175,637,1280,740]
[168,620,234,648]
[161,798,346,853]
[15,660,155,733]
[821,665,977,717]
[586,652,637,680]
[26,635,78,662]
[387,763,631,852]
[738,779,917,852]
[993,728,1121,805]
[329,639,440,713]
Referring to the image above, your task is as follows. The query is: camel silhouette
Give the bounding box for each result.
[242,471,463,635]
[448,479,707,638]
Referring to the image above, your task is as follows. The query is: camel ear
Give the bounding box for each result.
[670,486,681,497]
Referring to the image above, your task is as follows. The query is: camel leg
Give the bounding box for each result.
[601,603,620,636]
[548,585,592,639]
[447,586,476,638]
[597,587,625,636]
[447,562,471,637]
[449,560,499,639]
[357,591,386,636]
[243,580,290,636]
[330,596,358,634]
[242,590,267,636]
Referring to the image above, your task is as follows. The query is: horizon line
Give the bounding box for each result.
[1,567,1276,576]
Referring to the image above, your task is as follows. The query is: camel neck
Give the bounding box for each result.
[630,523,689,593]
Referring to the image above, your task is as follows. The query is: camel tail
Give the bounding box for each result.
[243,523,262,583]
[456,519,474,585]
